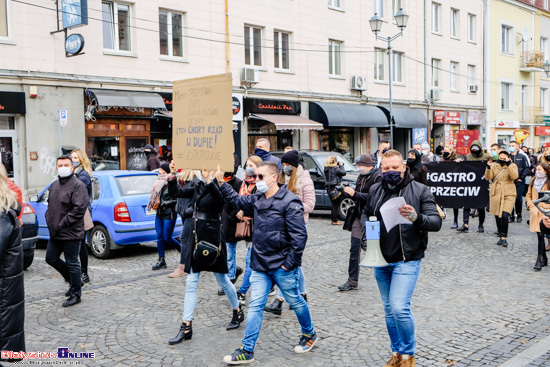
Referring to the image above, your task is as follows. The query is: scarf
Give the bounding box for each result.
[239,179,256,196]
[147,174,169,210]
[534,174,547,193]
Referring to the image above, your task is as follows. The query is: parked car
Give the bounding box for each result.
[20,203,38,269]
[272,151,358,219]
[27,171,182,259]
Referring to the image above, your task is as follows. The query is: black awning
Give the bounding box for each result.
[309,102,389,128]
[87,89,166,109]
[376,106,428,128]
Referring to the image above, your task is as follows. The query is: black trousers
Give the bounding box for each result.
[514,181,524,216]
[348,236,362,281]
[455,208,486,226]
[331,200,340,222]
[79,235,88,274]
[537,232,548,258]
[46,239,82,297]
[495,212,510,237]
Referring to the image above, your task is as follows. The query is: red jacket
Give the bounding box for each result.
[7,179,22,218]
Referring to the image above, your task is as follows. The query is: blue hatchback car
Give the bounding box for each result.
[27,171,182,259]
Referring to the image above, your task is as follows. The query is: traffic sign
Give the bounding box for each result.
[59,110,68,128]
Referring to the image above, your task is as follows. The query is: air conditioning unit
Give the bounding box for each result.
[469,84,479,93]
[241,68,259,84]
[430,89,442,101]
[350,75,367,91]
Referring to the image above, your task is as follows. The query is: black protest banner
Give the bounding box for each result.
[424,161,489,208]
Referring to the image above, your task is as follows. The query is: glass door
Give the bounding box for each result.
[0,116,18,184]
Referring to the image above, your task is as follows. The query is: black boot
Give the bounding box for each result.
[231,267,244,284]
[152,257,166,270]
[542,254,548,267]
[226,308,245,330]
[534,256,542,271]
[264,298,283,315]
[338,279,358,291]
[516,214,522,223]
[168,322,192,344]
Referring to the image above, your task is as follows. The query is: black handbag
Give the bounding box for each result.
[342,204,356,231]
[192,205,222,266]
[328,167,342,201]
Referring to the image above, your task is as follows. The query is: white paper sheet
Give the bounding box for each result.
[379,197,412,232]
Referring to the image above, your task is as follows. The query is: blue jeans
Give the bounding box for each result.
[183,267,240,321]
[242,268,315,352]
[374,260,422,356]
[226,242,237,279]
[239,245,252,294]
[277,266,306,299]
[155,216,181,258]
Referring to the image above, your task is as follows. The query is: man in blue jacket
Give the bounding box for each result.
[254,138,282,171]
[215,161,317,365]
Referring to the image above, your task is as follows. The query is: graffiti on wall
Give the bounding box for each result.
[39,147,58,178]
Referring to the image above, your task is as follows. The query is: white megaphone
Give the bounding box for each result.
[360,216,389,268]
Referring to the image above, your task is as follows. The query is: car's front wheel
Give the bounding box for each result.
[88,224,113,259]
[338,197,355,220]
[23,253,34,270]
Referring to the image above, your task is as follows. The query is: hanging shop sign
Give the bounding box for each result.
[247,98,301,115]
[434,110,445,124]
[62,0,88,29]
[412,128,428,145]
[495,120,520,129]
[232,93,243,122]
[535,126,550,136]
[445,111,462,125]
[65,34,85,56]
[0,91,26,114]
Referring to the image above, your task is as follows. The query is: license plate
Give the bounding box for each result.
[146,208,155,216]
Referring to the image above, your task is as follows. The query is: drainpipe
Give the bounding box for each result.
[424,0,432,146]
[225,0,230,73]
[483,0,489,147]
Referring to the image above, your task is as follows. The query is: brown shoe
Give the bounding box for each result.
[168,264,185,278]
[400,355,416,367]
[383,352,402,367]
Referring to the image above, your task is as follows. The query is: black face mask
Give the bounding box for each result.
[545,155,550,162]
[498,159,510,166]
[470,147,481,157]
[443,152,450,159]
[406,158,416,166]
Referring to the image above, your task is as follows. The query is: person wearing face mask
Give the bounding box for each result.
[265,150,315,314]
[526,163,550,270]
[216,161,317,364]
[254,138,282,171]
[324,156,347,225]
[490,143,502,161]
[406,150,427,185]
[537,147,550,165]
[508,141,530,223]
[485,151,518,248]
[338,153,382,291]
[45,156,89,307]
[420,143,439,164]
[361,150,442,367]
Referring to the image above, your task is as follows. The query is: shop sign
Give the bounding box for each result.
[434,110,445,124]
[446,130,455,148]
[65,34,85,56]
[158,92,173,111]
[467,111,482,125]
[495,120,520,129]
[543,115,550,126]
[232,93,243,122]
[62,0,88,29]
[0,91,26,114]
[247,98,301,115]
[445,111,462,124]
[412,128,428,144]
[535,126,550,136]
[455,130,479,155]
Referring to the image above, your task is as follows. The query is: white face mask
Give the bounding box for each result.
[58,166,72,178]
[256,175,275,193]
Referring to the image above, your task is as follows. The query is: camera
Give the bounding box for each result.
[335,182,350,192]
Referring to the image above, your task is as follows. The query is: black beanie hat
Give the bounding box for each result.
[281,150,300,168]
[160,162,171,173]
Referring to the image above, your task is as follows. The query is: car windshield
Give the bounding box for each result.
[115,175,158,196]
[316,155,357,173]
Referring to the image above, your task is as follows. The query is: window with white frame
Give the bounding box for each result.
[392,0,402,17]
[432,3,440,33]
[450,62,458,90]
[159,10,184,57]
[329,40,342,76]
[467,14,476,42]
[501,25,513,54]
[374,48,385,81]
[328,0,341,9]
[374,0,384,18]
[0,0,8,38]
[501,82,512,110]
[392,52,403,83]
[431,59,440,87]
[467,65,475,88]
[541,88,549,114]
[102,1,131,52]
[274,30,290,70]
[244,25,262,67]
[450,9,459,38]
[541,37,549,63]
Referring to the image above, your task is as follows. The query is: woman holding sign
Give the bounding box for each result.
[485,151,518,248]
[526,163,550,270]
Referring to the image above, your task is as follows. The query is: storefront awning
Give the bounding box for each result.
[376,106,428,128]
[87,89,167,109]
[152,110,238,131]
[308,102,389,128]
[250,114,324,130]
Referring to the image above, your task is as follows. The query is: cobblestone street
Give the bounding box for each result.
[19,211,550,366]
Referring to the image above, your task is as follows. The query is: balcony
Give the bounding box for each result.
[519,51,544,72]
[520,106,543,124]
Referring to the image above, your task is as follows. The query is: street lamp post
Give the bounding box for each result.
[370,8,409,149]
[544,60,550,77]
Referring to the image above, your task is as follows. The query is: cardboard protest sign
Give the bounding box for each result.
[172,73,234,172]
[455,130,479,156]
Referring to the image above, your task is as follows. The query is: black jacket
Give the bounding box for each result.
[0,207,25,357]
[168,178,227,274]
[221,176,242,243]
[46,175,89,240]
[350,169,382,239]
[156,185,178,220]
[220,182,307,272]
[324,165,346,190]
[146,152,161,171]
[362,172,442,263]
[176,178,197,220]
[75,168,92,210]
[510,152,531,181]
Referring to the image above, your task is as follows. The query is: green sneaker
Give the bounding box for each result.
[223,348,255,365]
[294,332,318,353]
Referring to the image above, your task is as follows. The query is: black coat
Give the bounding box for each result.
[324,165,346,190]
[350,169,382,239]
[176,178,197,220]
[156,185,178,220]
[510,152,531,181]
[75,168,92,208]
[221,176,242,243]
[168,178,227,273]
[46,175,89,240]
[146,153,161,171]
[0,207,25,357]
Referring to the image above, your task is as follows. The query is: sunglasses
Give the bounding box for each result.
[256,174,273,181]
